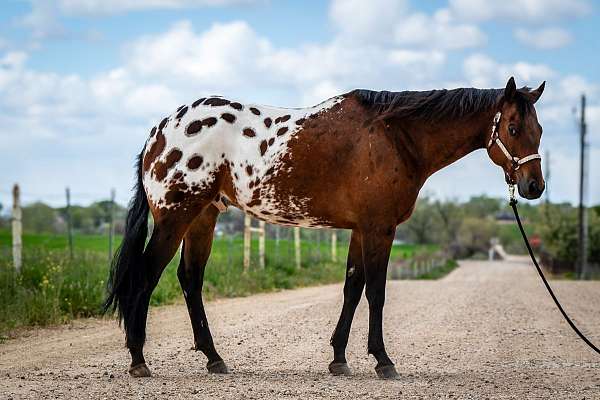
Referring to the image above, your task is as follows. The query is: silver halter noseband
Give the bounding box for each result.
[487,112,541,176]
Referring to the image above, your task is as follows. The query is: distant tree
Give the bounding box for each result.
[400,196,440,244]
[0,202,7,229]
[455,217,496,258]
[463,195,502,219]
[22,202,59,233]
[433,199,463,247]
[588,212,600,264]
[55,200,127,234]
[539,203,579,263]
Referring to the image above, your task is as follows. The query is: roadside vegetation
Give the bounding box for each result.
[0,230,426,339]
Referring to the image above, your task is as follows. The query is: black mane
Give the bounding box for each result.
[351,87,534,122]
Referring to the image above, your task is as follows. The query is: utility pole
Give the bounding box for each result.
[577,94,588,279]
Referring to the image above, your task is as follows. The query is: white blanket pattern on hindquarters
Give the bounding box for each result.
[143,95,343,227]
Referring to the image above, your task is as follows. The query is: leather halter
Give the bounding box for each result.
[487,111,541,182]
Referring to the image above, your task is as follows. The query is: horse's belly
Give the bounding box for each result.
[226,152,335,229]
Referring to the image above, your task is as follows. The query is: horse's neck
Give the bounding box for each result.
[408,110,495,178]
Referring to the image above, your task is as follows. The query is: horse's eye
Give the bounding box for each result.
[508,125,518,137]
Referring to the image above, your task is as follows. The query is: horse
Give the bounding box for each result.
[104,76,546,379]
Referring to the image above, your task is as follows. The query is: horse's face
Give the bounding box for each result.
[489,77,546,200]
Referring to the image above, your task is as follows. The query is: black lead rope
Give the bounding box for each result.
[510,197,600,355]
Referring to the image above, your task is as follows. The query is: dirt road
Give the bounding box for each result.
[1,259,599,399]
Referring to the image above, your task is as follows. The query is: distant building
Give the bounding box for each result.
[494,210,516,225]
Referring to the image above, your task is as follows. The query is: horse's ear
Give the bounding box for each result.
[504,76,517,101]
[530,81,546,104]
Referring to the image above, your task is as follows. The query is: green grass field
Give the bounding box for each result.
[0,230,429,338]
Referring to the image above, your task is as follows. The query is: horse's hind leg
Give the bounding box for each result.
[329,230,365,376]
[127,210,196,377]
[177,204,229,374]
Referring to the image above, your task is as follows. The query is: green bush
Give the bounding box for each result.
[452,217,496,258]
[539,204,600,265]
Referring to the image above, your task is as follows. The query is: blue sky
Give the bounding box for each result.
[0,0,598,208]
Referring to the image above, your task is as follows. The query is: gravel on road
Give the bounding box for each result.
[1,258,599,399]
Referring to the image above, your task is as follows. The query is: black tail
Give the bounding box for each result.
[103,150,150,332]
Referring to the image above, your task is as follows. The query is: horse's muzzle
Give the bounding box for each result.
[518,177,545,200]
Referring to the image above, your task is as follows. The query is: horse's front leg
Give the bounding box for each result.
[362,226,398,379]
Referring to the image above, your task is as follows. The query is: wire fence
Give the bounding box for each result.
[1,184,453,278]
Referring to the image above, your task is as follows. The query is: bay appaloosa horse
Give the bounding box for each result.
[105,77,545,379]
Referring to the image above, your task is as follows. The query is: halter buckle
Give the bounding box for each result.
[493,111,501,125]
[511,158,521,171]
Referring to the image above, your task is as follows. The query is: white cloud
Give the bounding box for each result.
[123,20,448,103]
[448,0,592,22]
[124,20,272,88]
[58,0,257,15]
[0,51,28,70]
[393,10,486,50]
[463,53,556,88]
[329,0,486,50]
[554,75,598,100]
[514,27,573,49]
[329,0,409,43]
[20,0,66,40]
[300,80,343,106]
[20,0,259,40]
[388,49,445,67]
[588,106,600,129]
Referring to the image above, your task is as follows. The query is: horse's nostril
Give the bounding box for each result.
[529,179,539,195]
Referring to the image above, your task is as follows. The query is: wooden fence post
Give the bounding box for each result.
[294,227,301,269]
[11,184,22,273]
[244,215,265,270]
[65,187,73,259]
[331,231,337,262]
[258,220,266,269]
[243,214,251,271]
[108,188,115,262]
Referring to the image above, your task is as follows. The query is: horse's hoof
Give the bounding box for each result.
[328,362,352,376]
[207,360,229,374]
[129,363,152,378]
[375,364,399,380]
